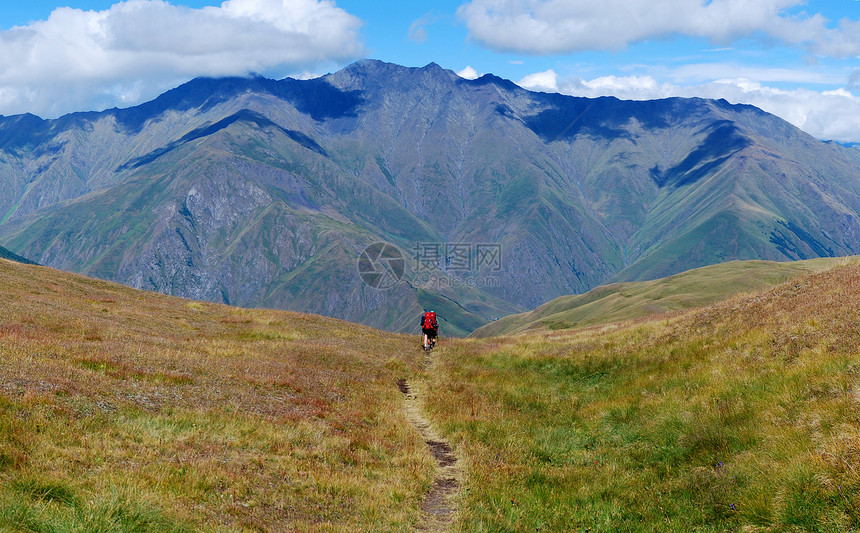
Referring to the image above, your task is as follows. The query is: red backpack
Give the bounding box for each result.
[423,311,437,330]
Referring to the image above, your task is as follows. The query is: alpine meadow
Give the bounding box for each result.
[3,53,860,532]
[5,253,860,530]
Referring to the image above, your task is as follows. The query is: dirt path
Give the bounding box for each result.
[398,376,461,532]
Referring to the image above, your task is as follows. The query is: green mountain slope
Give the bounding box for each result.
[472,256,857,337]
[0,108,517,336]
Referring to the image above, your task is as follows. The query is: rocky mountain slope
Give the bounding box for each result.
[1,60,859,334]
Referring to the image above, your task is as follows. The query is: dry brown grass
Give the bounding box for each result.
[0,259,433,531]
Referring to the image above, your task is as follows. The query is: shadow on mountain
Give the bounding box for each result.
[117,109,327,171]
[109,77,365,133]
[523,94,675,142]
[650,122,752,187]
[770,220,836,259]
[0,245,36,265]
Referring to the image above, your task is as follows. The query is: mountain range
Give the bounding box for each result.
[1,59,859,335]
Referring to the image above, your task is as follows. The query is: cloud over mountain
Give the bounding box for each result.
[517,67,860,142]
[0,0,364,118]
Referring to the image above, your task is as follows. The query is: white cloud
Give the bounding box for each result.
[0,0,365,117]
[457,0,860,57]
[519,69,860,142]
[517,69,558,92]
[457,65,480,80]
[707,81,860,142]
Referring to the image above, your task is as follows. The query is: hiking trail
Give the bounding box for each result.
[398,356,461,532]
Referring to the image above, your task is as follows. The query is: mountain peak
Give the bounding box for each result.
[469,73,522,92]
[323,59,460,93]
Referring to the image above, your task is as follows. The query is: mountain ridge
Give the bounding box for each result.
[1,60,859,334]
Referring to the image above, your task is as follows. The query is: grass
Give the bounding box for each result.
[7,252,860,531]
[424,261,860,531]
[0,258,433,531]
[472,257,855,337]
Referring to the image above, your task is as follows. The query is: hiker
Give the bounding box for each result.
[420,310,438,351]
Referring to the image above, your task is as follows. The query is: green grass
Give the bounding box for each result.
[426,262,860,531]
[473,256,856,337]
[0,481,190,533]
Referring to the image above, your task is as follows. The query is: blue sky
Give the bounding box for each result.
[2,0,860,141]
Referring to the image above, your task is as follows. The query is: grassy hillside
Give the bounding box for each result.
[7,252,860,531]
[424,262,860,531]
[472,257,856,337]
[0,259,432,531]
